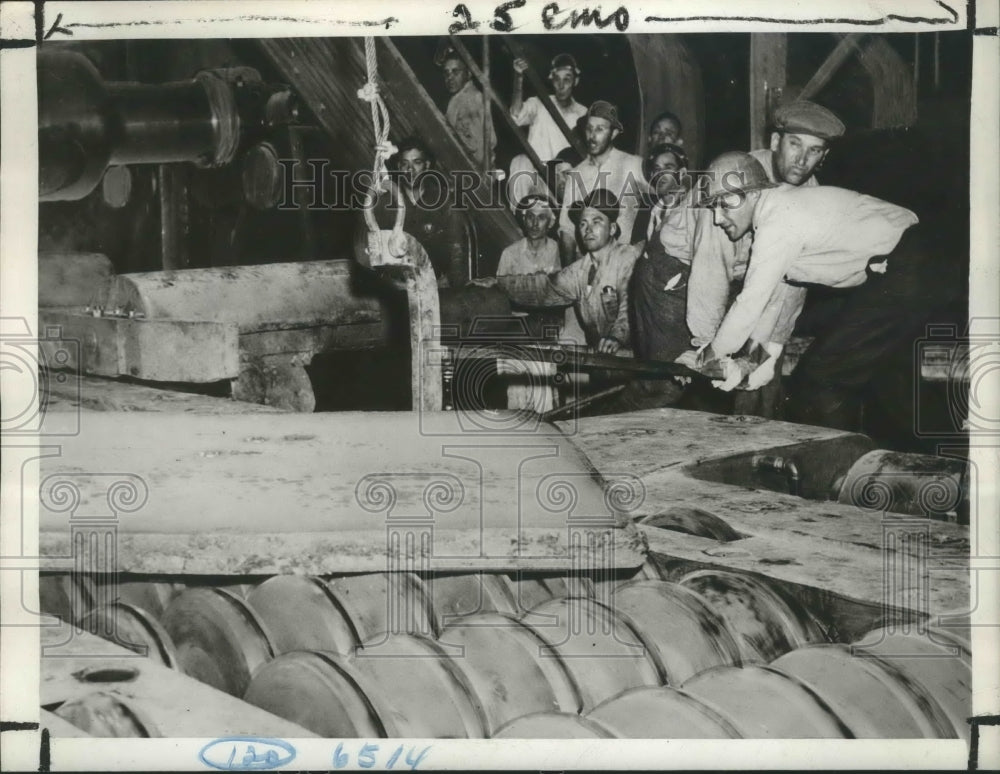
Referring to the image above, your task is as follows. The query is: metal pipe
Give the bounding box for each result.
[38,50,240,201]
[751,454,801,497]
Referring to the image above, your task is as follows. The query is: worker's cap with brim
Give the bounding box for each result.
[568,188,621,225]
[698,151,778,207]
[514,193,558,222]
[773,100,845,140]
[550,53,580,76]
[586,100,623,132]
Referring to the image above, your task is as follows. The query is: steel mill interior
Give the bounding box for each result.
[32,31,974,743]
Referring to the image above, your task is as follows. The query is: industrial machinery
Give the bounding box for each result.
[32,37,972,743]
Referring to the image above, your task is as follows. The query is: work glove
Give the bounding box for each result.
[711,356,752,392]
[744,342,784,390]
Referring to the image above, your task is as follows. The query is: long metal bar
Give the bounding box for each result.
[449,342,723,380]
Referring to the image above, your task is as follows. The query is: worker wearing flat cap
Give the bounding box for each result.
[686,151,950,432]
[684,100,845,417]
[480,189,640,355]
[558,100,647,266]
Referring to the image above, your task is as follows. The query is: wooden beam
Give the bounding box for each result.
[857,35,918,128]
[39,310,239,383]
[749,34,787,150]
[92,261,386,333]
[447,36,549,180]
[799,33,867,103]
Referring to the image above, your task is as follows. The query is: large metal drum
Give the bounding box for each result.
[677,569,826,663]
[585,686,741,738]
[243,650,388,737]
[161,587,275,697]
[352,633,487,738]
[609,580,742,684]
[440,612,581,734]
[324,573,437,641]
[679,665,849,738]
[79,602,179,668]
[520,597,661,711]
[492,711,616,739]
[851,628,972,741]
[770,644,957,738]
[425,573,519,627]
[245,575,358,655]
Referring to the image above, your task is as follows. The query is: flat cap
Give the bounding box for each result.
[587,100,623,132]
[569,188,621,225]
[773,100,845,140]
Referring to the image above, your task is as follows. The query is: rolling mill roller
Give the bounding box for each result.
[245,635,487,738]
[78,602,179,669]
[39,568,970,740]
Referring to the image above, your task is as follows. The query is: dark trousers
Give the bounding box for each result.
[787,226,960,431]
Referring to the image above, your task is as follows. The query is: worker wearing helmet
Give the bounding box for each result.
[684,101,844,417]
[690,151,937,431]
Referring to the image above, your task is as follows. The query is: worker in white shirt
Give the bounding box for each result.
[685,100,844,418]
[690,151,939,431]
[508,53,588,210]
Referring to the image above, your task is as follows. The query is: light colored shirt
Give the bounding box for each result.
[646,189,697,264]
[511,96,587,163]
[498,242,641,346]
[558,148,647,247]
[497,237,560,276]
[687,148,819,347]
[446,81,496,167]
[711,185,919,356]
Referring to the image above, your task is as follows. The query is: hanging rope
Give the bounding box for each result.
[357,36,406,258]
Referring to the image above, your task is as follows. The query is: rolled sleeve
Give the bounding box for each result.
[712,223,802,356]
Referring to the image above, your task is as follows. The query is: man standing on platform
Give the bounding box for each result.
[442,51,496,169]
[508,53,588,210]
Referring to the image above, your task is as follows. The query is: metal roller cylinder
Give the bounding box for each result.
[39,573,97,625]
[837,450,970,523]
[38,50,240,201]
[160,587,275,697]
[424,572,519,626]
[851,627,972,742]
[440,612,581,734]
[493,711,616,739]
[79,602,179,668]
[324,572,438,642]
[113,580,185,620]
[519,597,661,711]
[352,633,487,738]
[586,686,743,738]
[679,665,849,738]
[53,692,159,738]
[677,569,827,663]
[770,644,958,738]
[508,572,595,617]
[244,650,389,737]
[245,576,358,656]
[609,580,743,684]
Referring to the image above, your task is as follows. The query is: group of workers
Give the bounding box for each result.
[368,49,954,433]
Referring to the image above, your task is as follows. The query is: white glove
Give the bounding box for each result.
[711,357,745,392]
[745,342,783,390]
